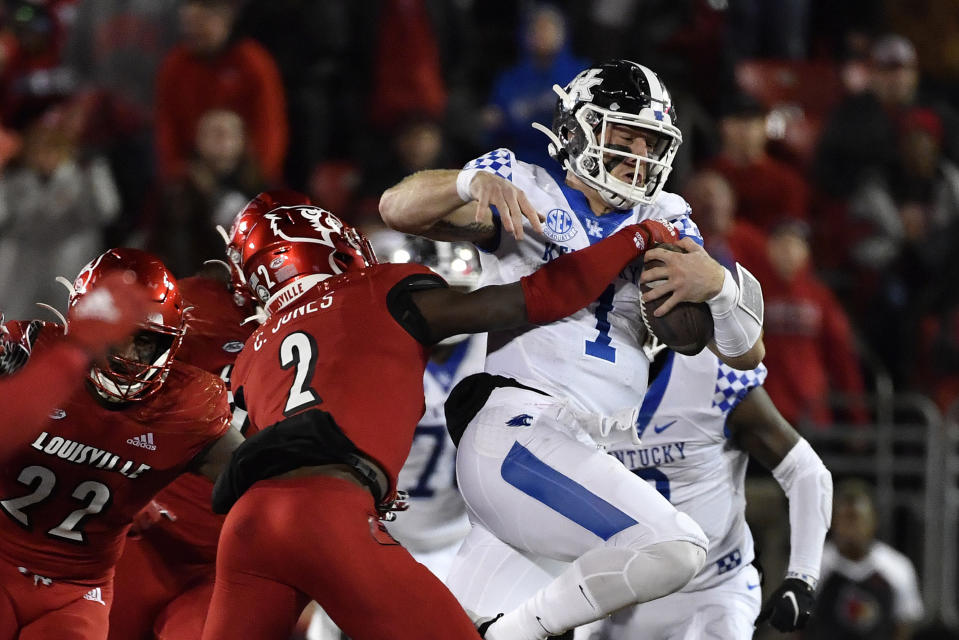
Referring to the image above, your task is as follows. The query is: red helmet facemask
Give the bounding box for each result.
[226,194,377,316]
[69,248,186,402]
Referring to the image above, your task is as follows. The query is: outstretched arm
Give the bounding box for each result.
[0,273,149,437]
[728,387,832,633]
[379,168,543,243]
[412,220,676,342]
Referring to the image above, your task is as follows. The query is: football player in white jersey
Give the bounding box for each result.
[600,339,832,639]
[380,59,767,639]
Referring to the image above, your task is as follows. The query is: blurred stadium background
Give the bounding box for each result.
[1,1,958,638]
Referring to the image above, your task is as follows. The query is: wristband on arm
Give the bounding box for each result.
[773,438,833,583]
[456,168,482,202]
[707,263,764,357]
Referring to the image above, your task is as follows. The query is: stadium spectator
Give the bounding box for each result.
[813,34,959,201]
[0,0,74,130]
[0,105,119,320]
[682,169,768,274]
[62,0,182,239]
[845,107,959,386]
[351,115,453,225]
[705,91,809,232]
[367,0,447,131]
[754,219,868,429]
[155,0,287,185]
[482,4,587,169]
[810,479,924,640]
[147,108,267,277]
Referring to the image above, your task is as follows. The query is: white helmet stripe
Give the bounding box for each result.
[638,63,666,108]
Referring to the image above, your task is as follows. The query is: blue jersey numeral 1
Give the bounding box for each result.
[585,285,616,362]
[634,467,671,501]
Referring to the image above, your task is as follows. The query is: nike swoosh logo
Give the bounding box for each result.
[747,583,760,590]
[784,591,800,627]
[653,420,677,434]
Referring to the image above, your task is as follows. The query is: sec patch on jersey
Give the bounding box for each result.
[640,244,713,356]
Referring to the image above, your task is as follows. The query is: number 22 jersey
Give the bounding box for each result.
[0,325,231,583]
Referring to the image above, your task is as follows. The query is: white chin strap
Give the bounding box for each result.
[89,348,171,402]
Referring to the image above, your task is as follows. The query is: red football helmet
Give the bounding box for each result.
[226,191,377,315]
[222,190,315,311]
[69,248,186,402]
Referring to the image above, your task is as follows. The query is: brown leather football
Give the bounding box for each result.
[640,244,714,356]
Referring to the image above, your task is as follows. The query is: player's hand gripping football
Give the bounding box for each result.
[67,271,152,358]
[755,577,816,632]
[466,170,545,241]
[640,237,726,316]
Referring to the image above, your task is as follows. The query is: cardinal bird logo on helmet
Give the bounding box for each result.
[224,191,377,317]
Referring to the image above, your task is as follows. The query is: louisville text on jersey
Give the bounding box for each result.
[30,432,152,479]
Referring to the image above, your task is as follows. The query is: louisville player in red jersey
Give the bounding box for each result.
[0,274,151,436]
[107,265,256,640]
[0,249,244,640]
[199,191,680,640]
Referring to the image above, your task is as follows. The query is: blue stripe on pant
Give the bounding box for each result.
[500,441,637,541]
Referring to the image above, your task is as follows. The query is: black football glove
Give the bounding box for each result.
[755,577,816,632]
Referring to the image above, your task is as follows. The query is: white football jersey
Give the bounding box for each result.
[608,348,768,591]
[467,148,702,415]
[387,335,485,553]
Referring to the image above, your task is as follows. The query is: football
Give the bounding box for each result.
[640,244,714,356]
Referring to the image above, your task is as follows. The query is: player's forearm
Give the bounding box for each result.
[379,170,466,235]
[522,224,649,325]
[706,263,765,366]
[773,439,833,584]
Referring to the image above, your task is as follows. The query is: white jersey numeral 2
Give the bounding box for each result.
[279,331,322,416]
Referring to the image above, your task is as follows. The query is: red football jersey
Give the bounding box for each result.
[147,275,254,559]
[0,327,231,583]
[232,263,443,487]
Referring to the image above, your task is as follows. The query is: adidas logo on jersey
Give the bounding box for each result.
[126,433,157,450]
[83,587,106,606]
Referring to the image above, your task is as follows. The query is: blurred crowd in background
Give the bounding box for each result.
[1,1,958,637]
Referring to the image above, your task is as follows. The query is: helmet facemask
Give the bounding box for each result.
[568,103,680,208]
[89,325,182,403]
[67,248,187,403]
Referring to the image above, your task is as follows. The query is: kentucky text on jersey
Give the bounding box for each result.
[609,442,687,468]
[29,432,151,479]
